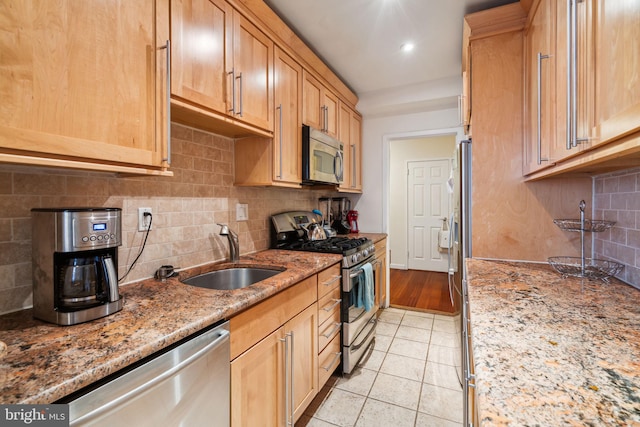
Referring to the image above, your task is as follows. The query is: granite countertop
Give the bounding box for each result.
[337,232,387,243]
[0,250,342,404]
[466,258,640,426]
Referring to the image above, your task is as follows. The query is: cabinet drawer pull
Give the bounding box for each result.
[321,275,341,287]
[322,299,341,312]
[321,322,341,339]
[322,351,342,371]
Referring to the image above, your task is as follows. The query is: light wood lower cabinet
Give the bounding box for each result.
[316,263,342,389]
[318,334,341,389]
[230,263,342,427]
[231,325,284,426]
[230,303,318,427]
[374,238,387,310]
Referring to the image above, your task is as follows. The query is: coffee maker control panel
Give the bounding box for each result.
[68,210,122,251]
[32,208,122,252]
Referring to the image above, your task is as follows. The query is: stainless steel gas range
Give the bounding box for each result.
[271,211,378,374]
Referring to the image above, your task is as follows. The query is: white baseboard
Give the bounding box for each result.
[390,263,407,270]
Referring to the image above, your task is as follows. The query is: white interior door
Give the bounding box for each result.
[407,159,451,272]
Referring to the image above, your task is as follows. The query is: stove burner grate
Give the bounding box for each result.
[279,237,370,254]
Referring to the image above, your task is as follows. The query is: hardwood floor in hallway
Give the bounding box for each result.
[389,269,455,315]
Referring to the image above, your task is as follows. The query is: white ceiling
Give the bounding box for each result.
[265,0,517,115]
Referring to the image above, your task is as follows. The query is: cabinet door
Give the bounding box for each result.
[592,0,640,146]
[338,105,362,193]
[231,327,285,427]
[376,252,387,310]
[302,71,339,138]
[287,303,318,423]
[171,0,230,115]
[555,0,595,157]
[273,48,302,186]
[350,112,363,191]
[322,90,340,139]
[231,11,273,131]
[523,0,556,174]
[302,71,324,130]
[0,0,168,170]
[338,104,352,190]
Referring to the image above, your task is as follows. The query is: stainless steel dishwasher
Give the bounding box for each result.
[68,321,230,427]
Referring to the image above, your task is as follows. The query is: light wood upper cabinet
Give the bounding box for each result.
[302,71,339,139]
[231,11,274,131]
[170,0,273,135]
[524,0,640,179]
[171,0,230,115]
[338,105,362,193]
[273,48,302,186]
[0,0,170,175]
[591,0,640,146]
[233,47,301,187]
[523,0,558,174]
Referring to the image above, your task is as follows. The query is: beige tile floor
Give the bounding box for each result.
[298,307,463,427]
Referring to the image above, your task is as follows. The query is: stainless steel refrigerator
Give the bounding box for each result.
[448,138,473,426]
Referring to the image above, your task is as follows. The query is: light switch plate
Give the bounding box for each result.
[236,203,248,221]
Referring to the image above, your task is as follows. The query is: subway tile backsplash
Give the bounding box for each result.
[0,123,333,315]
[594,167,640,288]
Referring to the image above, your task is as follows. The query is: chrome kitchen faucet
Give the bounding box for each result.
[218,224,239,262]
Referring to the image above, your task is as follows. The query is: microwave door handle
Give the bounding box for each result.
[335,150,344,182]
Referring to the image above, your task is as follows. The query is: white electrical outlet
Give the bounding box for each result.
[236,203,248,221]
[138,207,153,232]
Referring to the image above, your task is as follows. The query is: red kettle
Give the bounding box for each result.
[347,210,359,233]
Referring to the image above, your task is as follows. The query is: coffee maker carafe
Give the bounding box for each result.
[32,208,123,325]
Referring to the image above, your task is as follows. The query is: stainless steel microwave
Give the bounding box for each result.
[302,125,344,185]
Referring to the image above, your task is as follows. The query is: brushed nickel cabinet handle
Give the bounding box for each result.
[537,52,550,165]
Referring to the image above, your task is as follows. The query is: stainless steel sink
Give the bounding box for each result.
[181,267,283,290]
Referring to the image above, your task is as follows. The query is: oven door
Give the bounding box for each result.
[342,257,379,345]
[343,316,376,374]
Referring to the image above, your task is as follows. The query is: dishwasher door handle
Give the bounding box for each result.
[73,327,230,425]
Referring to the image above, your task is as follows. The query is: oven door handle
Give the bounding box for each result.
[351,318,377,352]
[349,269,364,279]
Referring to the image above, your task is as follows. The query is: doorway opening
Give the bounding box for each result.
[384,129,462,314]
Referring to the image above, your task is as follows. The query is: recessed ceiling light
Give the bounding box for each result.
[401,42,415,53]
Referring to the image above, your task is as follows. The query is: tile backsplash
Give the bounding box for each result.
[594,167,640,288]
[0,123,334,314]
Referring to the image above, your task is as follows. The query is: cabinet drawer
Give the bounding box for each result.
[317,285,341,326]
[374,238,386,255]
[230,275,317,360]
[318,314,341,353]
[318,334,341,388]
[317,263,341,298]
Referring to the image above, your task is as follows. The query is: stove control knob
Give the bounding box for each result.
[351,254,359,263]
[362,248,369,257]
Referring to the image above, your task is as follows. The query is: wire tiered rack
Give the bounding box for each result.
[548,200,624,281]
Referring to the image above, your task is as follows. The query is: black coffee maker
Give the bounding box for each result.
[31,208,123,325]
[330,197,351,234]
